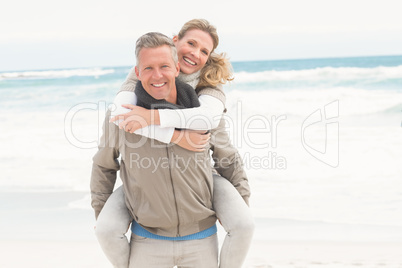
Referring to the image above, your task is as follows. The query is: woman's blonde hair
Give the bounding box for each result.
[177,19,234,90]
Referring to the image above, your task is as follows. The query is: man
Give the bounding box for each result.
[91,32,218,268]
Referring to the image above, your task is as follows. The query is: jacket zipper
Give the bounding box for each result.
[167,147,181,237]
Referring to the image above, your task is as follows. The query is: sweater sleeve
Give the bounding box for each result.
[209,117,251,205]
[118,67,138,93]
[90,110,121,219]
[158,84,226,130]
[158,95,224,130]
[111,91,138,119]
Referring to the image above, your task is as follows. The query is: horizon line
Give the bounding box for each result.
[1,54,402,73]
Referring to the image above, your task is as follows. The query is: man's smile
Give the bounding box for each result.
[151,82,167,88]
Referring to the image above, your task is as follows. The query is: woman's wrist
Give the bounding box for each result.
[171,130,181,143]
[149,110,161,125]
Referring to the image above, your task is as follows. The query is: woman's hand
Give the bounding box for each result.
[172,129,211,152]
[109,104,157,133]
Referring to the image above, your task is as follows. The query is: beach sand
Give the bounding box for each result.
[1,191,402,267]
[1,239,402,267]
[244,240,402,267]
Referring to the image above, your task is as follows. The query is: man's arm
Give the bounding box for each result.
[90,110,121,219]
[209,117,251,205]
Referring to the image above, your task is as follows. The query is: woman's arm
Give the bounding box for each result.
[112,72,225,147]
[115,93,225,133]
[111,91,175,144]
[158,94,224,130]
[158,85,226,130]
[111,91,137,121]
[171,129,211,152]
[119,66,226,130]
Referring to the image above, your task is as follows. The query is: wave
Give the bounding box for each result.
[0,67,115,80]
[233,65,402,85]
[381,103,402,114]
[225,87,402,117]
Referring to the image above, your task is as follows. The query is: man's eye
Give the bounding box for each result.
[188,41,194,46]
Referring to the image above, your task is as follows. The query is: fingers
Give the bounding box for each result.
[185,132,210,149]
[123,122,135,133]
[188,146,206,152]
[110,104,138,123]
[196,133,210,144]
[121,104,136,110]
[119,120,134,132]
[118,120,127,130]
[193,130,211,135]
[110,112,133,123]
[109,115,125,123]
[109,116,118,123]
[192,138,210,151]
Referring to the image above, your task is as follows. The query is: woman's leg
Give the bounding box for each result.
[213,174,255,268]
[95,186,133,268]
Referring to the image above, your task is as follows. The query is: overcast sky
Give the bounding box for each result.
[1,0,402,71]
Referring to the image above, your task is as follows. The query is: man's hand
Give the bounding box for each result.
[172,129,210,152]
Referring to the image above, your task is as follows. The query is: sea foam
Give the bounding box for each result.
[233,65,402,83]
[0,67,115,80]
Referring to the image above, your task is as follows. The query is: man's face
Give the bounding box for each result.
[135,45,180,102]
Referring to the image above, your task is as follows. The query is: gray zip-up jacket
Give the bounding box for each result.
[91,110,216,237]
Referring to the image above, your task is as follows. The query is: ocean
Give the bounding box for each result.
[1,55,401,242]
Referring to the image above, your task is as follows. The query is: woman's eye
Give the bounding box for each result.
[202,50,208,56]
[188,41,194,46]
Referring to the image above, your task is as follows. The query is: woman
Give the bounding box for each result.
[96,19,254,268]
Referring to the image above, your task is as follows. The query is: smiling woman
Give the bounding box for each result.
[173,29,214,74]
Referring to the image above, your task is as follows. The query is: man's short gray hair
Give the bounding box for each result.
[135,32,178,67]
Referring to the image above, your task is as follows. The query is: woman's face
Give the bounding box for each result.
[173,29,214,74]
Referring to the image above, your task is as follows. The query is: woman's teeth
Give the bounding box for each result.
[184,57,196,66]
